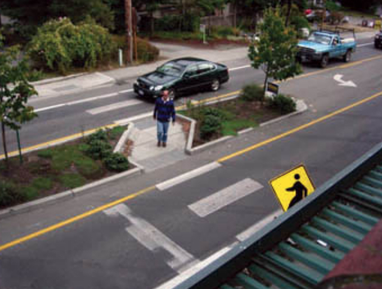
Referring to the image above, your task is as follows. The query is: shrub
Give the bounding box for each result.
[200,107,234,121]
[240,84,265,103]
[200,115,222,140]
[291,15,311,35]
[104,153,129,172]
[85,140,112,160]
[86,129,108,144]
[325,0,341,11]
[0,181,25,207]
[75,157,103,178]
[328,11,344,25]
[27,18,115,74]
[108,126,126,140]
[181,13,200,32]
[155,15,181,31]
[136,38,160,63]
[267,94,296,114]
[210,26,235,38]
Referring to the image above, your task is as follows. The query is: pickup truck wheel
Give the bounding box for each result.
[320,54,329,68]
[343,50,352,62]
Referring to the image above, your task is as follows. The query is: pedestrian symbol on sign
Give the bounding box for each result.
[269,165,315,212]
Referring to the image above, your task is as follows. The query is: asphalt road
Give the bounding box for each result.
[0,38,381,289]
[0,38,378,154]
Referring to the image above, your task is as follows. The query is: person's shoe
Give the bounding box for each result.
[157,141,161,147]
[162,142,167,147]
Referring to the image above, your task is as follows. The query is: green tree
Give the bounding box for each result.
[0,33,37,161]
[248,7,302,96]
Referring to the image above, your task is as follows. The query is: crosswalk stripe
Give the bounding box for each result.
[188,178,263,218]
[86,99,142,115]
[156,162,222,191]
[104,204,197,273]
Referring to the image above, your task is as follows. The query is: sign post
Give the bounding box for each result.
[269,164,315,212]
[200,24,207,44]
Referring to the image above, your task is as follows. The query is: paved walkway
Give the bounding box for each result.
[129,116,188,172]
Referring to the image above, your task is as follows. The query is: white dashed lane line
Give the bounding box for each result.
[86,99,142,115]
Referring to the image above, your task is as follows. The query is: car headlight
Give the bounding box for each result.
[154,85,163,91]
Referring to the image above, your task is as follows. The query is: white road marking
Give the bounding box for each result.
[86,99,142,115]
[229,65,251,71]
[114,112,153,125]
[154,241,238,289]
[34,89,134,113]
[66,92,118,105]
[119,89,134,93]
[156,162,222,191]
[189,178,264,218]
[104,204,197,273]
[34,103,66,113]
[236,209,283,242]
[333,74,357,87]
[358,42,374,47]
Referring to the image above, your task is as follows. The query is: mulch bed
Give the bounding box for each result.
[181,99,282,147]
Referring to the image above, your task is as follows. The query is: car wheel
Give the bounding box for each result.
[343,50,352,62]
[320,54,329,68]
[211,79,220,91]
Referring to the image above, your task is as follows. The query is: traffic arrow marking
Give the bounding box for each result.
[334,74,357,87]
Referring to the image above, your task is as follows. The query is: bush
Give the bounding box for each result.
[181,13,200,32]
[155,15,181,31]
[27,18,115,74]
[86,129,108,144]
[59,174,86,189]
[291,15,311,35]
[200,107,234,121]
[210,26,236,38]
[136,38,160,63]
[85,140,112,160]
[0,181,25,207]
[75,157,103,178]
[104,153,129,172]
[240,84,265,103]
[108,126,126,140]
[267,94,296,114]
[200,115,222,140]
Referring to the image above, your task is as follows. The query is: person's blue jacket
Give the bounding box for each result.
[153,97,176,123]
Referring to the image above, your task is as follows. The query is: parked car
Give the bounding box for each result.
[296,30,357,68]
[133,58,229,100]
[375,30,382,49]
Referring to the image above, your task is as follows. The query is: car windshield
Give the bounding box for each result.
[156,62,184,77]
[308,33,332,45]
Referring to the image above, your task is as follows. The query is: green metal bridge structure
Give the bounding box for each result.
[173,142,382,289]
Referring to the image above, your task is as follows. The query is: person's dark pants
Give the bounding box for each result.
[157,121,169,143]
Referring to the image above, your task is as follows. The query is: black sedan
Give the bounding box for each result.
[375,30,382,49]
[133,57,229,99]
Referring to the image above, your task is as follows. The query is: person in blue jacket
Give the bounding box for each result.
[153,90,176,147]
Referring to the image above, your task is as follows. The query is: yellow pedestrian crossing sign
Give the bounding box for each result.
[269,164,315,212]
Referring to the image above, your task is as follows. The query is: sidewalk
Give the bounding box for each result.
[128,116,188,173]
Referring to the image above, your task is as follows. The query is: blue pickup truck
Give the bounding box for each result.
[297,30,357,68]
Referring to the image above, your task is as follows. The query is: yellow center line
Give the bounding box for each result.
[218,90,382,163]
[0,186,155,252]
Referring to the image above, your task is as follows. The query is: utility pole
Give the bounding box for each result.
[125,0,133,65]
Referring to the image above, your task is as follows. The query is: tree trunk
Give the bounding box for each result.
[263,67,269,99]
[233,2,237,28]
[285,0,292,27]
[124,0,133,64]
[1,122,8,162]
[150,12,154,35]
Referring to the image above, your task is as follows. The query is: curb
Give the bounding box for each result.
[31,72,88,86]
[184,98,308,156]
